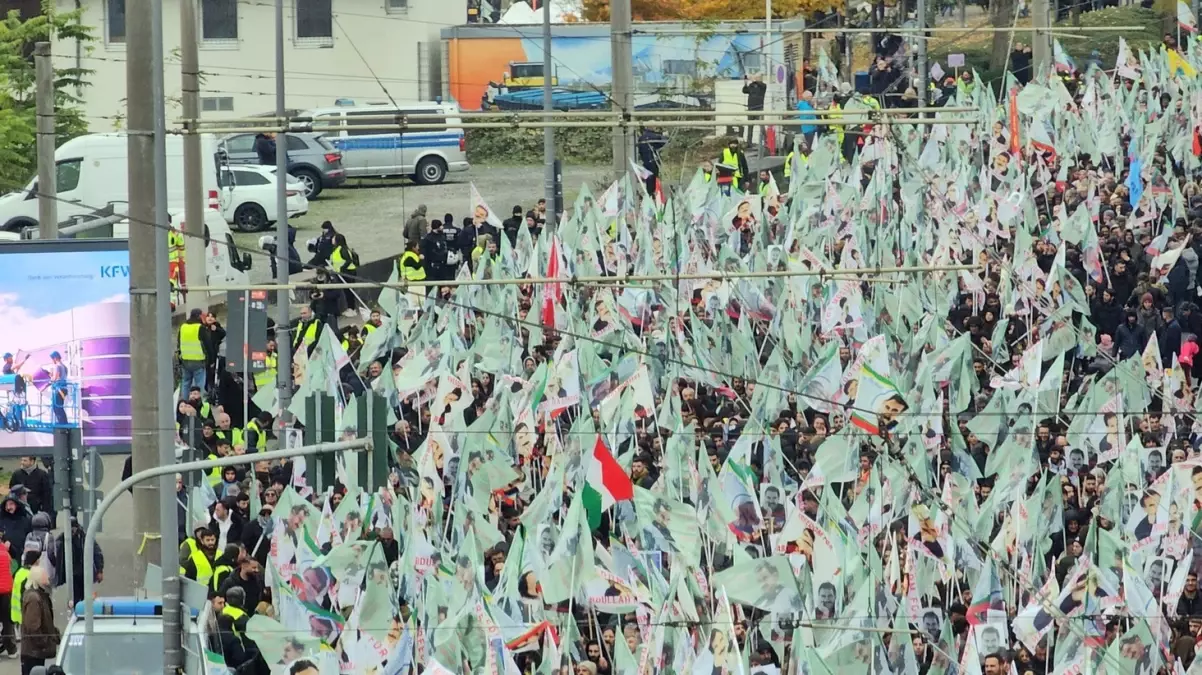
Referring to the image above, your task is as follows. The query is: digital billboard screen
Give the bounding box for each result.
[0,239,131,451]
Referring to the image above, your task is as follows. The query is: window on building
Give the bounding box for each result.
[663,60,697,76]
[386,0,408,12]
[201,96,235,112]
[201,0,238,40]
[295,0,332,39]
[107,0,126,43]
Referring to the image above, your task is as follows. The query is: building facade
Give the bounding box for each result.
[50,0,465,130]
[441,21,798,112]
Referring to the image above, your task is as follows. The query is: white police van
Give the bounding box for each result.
[32,597,232,675]
[300,102,470,185]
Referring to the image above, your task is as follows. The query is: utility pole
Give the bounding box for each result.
[127,0,180,672]
[35,42,56,239]
[150,0,182,672]
[180,0,205,310]
[610,0,633,178]
[542,0,556,231]
[1032,0,1050,75]
[916,0,928,107]
[274,0,293,429]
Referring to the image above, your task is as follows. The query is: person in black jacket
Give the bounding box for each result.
[501,206,523,246]
[637,127,668,196]
[742,73,767,145]
[0,495,30,561]
[9,457,51,520]
[54,517,103,607]
[308,221,337,267]
[241,506,273,568]
[254,133,276,166]
[1011,43,1033,85]
[218,555,264,613]
[421,219,450,283]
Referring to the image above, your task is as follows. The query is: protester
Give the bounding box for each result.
[160,37,1202,675]
[19,566,57,675]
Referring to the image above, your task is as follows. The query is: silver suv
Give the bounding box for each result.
[219,132,346,199]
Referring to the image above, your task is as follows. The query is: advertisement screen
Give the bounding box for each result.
[0,240,131,451]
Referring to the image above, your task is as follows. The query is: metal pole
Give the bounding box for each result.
[274,0,293,432]
[542,0,556,232]
[917,0,928,107]
[610,0,633,178]
[181,263,985,292]
[1032,0,1051,74]
[180,0,206,311]
[34,42,56,239]
[82,439,372,675]
[125,0,158,603]
[150,0,182,673]
[842,0,853,81]
[178,106,976,125]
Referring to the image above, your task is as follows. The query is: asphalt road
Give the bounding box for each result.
[0,456,142,675]
[233,164,614,283]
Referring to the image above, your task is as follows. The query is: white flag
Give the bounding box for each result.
[1180,0,1197,32]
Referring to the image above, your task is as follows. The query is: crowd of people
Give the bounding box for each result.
[152,30,1202,675]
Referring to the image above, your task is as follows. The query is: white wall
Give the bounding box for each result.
[54,0,465,131]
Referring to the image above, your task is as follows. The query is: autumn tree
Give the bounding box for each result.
[0,0,93,191]
[582,0,842,22]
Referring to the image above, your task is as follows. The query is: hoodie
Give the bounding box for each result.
[404,205,429,245]
[0,498,30,559]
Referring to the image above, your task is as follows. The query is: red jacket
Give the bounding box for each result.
[0,546,14,593]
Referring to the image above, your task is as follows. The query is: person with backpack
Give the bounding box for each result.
[21,513,53,587]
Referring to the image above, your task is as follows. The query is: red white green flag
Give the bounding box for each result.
[581,435,634,530]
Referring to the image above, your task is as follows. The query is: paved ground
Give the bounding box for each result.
[234,164,614,282]
[0,456,139,675]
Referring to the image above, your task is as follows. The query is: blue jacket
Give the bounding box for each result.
[1115,321,1147,359]
[796,100,818,135]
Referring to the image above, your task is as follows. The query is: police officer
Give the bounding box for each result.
[442,214,463,276]
[421,219,451,284]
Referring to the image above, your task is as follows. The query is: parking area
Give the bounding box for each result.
[232,163,613,282]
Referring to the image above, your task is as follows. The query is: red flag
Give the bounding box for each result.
[541,236,562,329]
[1193,128,1201,157]
[1007,87,1022,158]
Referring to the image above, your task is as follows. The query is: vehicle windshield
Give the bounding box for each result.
[60,632,165,674]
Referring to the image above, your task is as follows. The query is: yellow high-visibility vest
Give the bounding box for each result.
[703,171,713,182]
[829,103,844,147]
[244,418,267,452]
[253,353,276,391]
[215,428,243,450]
[181,548,214,584]
[721,148,743,179]
[400,251,426,281]
[330,245,356,273]
[168,231,185,262]
[212,564,234,592]
[784,152,794,178]
[206,454,223,487]
[179,324,205,362]
[11,568,29,624]
[293,321,319,351]
[222,605,247,641]
[363,323,377,335]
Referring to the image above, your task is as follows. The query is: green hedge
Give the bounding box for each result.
[466,126,726,167]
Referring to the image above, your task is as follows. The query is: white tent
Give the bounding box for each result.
[498,0,579,24]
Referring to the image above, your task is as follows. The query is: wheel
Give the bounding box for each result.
[414,156,447,185]
[233,203,270,232]
[294,168,322,199]
[3,218,35,233]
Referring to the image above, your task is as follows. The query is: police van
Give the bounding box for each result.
[299,102,469,185]
[32,597,232,675]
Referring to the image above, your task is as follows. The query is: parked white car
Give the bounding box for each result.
[219,164,308,232]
